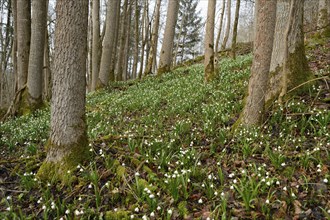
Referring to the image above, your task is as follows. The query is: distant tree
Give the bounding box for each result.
[317,0,330,36]
[98,0,120,88]
[38,0,89,182]
[231,0,241,59]
[91,0,100,91]
[204,0,216,82]
[174,0,202,64]
[221,0,231,50]
[215,0,226,52]
[239,0,277,126]
[157,0,179,75]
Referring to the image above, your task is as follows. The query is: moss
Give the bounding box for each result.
[37,133,90,184]
[116,165,126,180]
[105,210,130,220]
[204,55,216,82]
[157,64,171,76]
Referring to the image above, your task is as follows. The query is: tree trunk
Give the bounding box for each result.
[132,0,140,79]
[204,0,216,82]
[215,0,226,53]
[43,31,51,101]
[123,1,132,80]
[17,0,31,90]
[266,0,312,104]
[221,0,231,50]
[109,0,121,82]
[239,0,277,126]
[137,0,148,79]
[157,0,179,75]
[144,0,161,76]
[317,0,330,35]
[11,0,17,92]
[117,0,129,81]
[26,0,48,111]
[230,0,241,59]
[38,0,89,182]
[98,0,120,88]
[91,0,100,91]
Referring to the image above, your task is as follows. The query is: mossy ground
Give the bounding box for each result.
[0,36,329,219]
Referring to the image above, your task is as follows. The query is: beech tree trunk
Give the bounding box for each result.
[91,0,100,91]
[231,0,241,59]
[221,0,231,50]
[117,0,129,81]
[204,0,216,82]
[38,0,89,182]
[239,0,277,126]
[26,0,47,111]
[318,0,330,35]
[266,0,312,104]
[98,0,120,88]
[17,0,31,91]
[145,0,161,76]
[215,0,226,52]
[132,0,140,79]
[157,0,179,75]
[138,0,148,79]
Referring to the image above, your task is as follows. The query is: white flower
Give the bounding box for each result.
[214,191,218,196]
[42,205,46,210]
[134,207,139,213]
[291,193,295,197]
[167,209,173,215]
[88,184,93,189]
[221,192,225,197]
[281,162,286,167]
[149,194,155,199]
[135,172,140,176]
[276,181,280,185]
[130,214,134,219]
[208,174,212,180]
[6,196,11,200]
[65,209,70,214]
[266,181,271,186]
[198,198,203,204]
[157,206,161,211]
[142,215,147,220]
[74,209,80,216]
[230,185,234,190]
[283,186,287,191]
[266,199,270,204]
[323,178,328,183]
[150,211,155,217]
[233,179,237,184]
[6,207,11,211]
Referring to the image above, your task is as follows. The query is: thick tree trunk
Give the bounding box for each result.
[91,0,100,91]
[17,0,31,90]
[221,0,231,50]
[204,0,216,82]
[38,0,89,182]
[239,0,277,126]
[215,0,226,53]
[266,0,312,104]
[318,0,330,35]
[231,0,241,59]
[109,0,121,82]
[26,0,47,111]
[145,0,161,76]
[157,0,179,75]
[98,0,120,88]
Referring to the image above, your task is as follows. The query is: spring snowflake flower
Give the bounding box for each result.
[142,215,147,220]
[266,199,270,204]
[198,198,203,204]
[150,212,155,217]
[130,214,134,219]
[157,206,161,211]
[283,186,287,191]
[167,209,173,215]
[324,178,328,183]
[65,209,70,214]
[6,207,11,211]
[134,207,139,213]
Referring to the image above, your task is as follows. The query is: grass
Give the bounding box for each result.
[0,46,329,219]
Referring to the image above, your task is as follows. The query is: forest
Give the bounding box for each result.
[0,0,329,219]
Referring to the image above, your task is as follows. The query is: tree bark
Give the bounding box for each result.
[215,0,226,53]
[144,0,161,76]
[239,0,277,126]
[317,0,330,35]
[132,0,140,79]
[98,0,120,88]
[230,0,241,59]
[204,0,216,82]
[27,0,48,111]
[266,0,312,104]
[157,0,179,75]
[91,0,100,91]
[221,0,231,50]
[38,0,89,182]
[137,0,148,79]
[17,0,31,90]
[117,0,129,81]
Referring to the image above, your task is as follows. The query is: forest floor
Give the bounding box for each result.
[0,35,329,219]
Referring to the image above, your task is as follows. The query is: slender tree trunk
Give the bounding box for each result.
[173,13,186,67]
[266,0,312,104]
[17,0,31,90]
[124,1,132,80]
[221,0,231,50]
[26,0,48,111]
[144,0,161,76]
[38,0,89,182]
[204,0,216,82]
[137,0,148,79]
[91,0,100,91]
[230,0,240,59]
[43,31,51,101]
[117,0,129,81]
[239,0,277,126]
[215,0,226,53]
[157,0,179,75]
[132,0,140,79]
[11,0,17,92]
[98,0,120,88]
